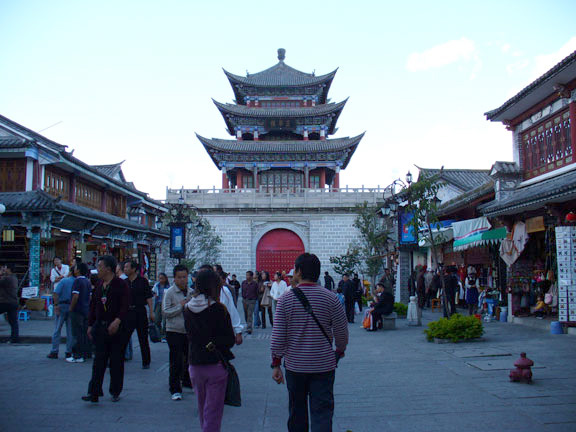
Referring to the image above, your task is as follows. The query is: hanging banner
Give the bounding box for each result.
[398,208,417,246]
[170,224,185,259]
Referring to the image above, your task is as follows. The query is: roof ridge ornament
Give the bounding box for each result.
[278,48,286,62]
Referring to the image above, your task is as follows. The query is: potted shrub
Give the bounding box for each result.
[393,302,408,318]
[424,314,483,343]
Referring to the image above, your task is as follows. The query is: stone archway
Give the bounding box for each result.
[256,229,305,275]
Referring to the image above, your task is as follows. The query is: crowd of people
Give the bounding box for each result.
[0,253,350,432]
[407,264,486,318]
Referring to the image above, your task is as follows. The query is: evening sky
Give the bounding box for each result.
[1,0,575,199]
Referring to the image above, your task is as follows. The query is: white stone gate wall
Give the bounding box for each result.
[309,214,358,275]
[202,212,359,280]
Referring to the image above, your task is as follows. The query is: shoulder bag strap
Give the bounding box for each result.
[292,287,332,347]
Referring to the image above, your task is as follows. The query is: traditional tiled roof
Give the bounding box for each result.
[213,99,347,118]
[196,134,363,153]
[223,62,337,87]
[418,167,492,192]
[0,190,167,236]
[197,134,363,170]
[439,180,495,216]
[490,161,521,176]
[0,114,67,152]
[485,50,576,122]
[479,169,576,217]
[0,136,27,148]
[92,161,126,182]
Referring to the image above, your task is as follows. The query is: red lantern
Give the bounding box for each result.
[565,212,576,222]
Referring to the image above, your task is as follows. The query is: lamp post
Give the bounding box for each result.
[382,174,416,303]
[168,197,204,264]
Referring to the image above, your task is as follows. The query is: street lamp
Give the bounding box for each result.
[406,171,413,186]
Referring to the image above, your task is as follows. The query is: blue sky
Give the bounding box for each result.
[1,0,575,199]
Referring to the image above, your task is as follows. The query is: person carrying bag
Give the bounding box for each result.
[184,268,238,432]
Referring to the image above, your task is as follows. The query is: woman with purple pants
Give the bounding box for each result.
[184,269,235,432]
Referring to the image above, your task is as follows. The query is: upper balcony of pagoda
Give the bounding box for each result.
[223,48,337,105]
[213,99,347,140]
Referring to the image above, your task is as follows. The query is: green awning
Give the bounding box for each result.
[453,227,508,251]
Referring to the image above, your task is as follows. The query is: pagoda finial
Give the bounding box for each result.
[278,48,286,61]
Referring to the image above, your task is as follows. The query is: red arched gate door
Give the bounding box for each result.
[256,229,305,275]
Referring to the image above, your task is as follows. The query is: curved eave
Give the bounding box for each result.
[213,98,348,118]
[223,67,338,88]
[196,132,364,169]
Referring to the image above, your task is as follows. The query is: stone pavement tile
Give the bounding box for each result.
[1,310,575,432]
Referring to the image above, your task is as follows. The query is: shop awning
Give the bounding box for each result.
[419,227,454,247]
[453,227,508,251]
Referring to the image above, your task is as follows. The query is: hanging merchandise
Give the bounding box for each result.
[500,221,529,267]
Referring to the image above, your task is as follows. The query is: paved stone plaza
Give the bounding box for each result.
[1,311,575,432]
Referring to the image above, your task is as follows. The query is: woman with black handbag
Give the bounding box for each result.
[184,268,237,432]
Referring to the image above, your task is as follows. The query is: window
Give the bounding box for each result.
[309,175,321,189]
[521,109,572,179]
[44,167,70,199]
[0,159,26,192]
[75,181,102,210]
[259,170,303,193]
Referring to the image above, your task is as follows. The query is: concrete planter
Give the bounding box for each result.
[433,337,484,344]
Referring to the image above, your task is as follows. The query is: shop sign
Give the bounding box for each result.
[526,216,545,233]
[21,286,39,298]
[149,252,157,282]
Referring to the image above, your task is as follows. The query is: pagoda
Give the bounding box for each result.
[197,48,364,192]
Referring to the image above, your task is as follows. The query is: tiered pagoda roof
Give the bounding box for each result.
[197,133,363,168]
[224,48,337,104]
[214,99,347,136]
[197,49,363,187]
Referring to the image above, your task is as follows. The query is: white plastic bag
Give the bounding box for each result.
[354,303,360,314]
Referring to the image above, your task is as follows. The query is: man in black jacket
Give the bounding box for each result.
[124,260,154,369]
[340,274,355,323]
[323,271,335,291]
[84,255,131,403]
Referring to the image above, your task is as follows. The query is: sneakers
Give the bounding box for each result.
[66,357,85,363]
[161,338,167,343]
[171,393,182,401]
[82,394,99,403]
[142,364,150,369]
[47,352,58,359]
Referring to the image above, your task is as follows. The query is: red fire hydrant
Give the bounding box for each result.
[509,352,534,383]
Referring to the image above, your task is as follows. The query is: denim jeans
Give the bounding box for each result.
[253,299,261,327]
[285,369,335,432]
[50,306,73,354]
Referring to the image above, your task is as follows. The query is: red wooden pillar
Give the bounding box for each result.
[222,172,229,189]
[319,168,326,188]
[333,173,340,189]
[570,98,576,156]
[237,170,243,189]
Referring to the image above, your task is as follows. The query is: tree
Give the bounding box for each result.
[162,207,222,269]
[353,202,389,292]
[402,171,450,315]
[329,247,360,277]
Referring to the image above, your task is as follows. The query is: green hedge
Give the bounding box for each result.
[425,314,483,342]
[393,302,408,316]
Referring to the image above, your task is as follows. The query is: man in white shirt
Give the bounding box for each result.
[270,271,288,317]
[50,257,70,292]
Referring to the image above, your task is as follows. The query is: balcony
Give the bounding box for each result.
[166,187,390,210]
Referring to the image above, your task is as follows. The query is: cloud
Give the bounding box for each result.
[406,37,480,73]
[506,59,530,75]
[501,43,511,54]
[532,36,576,78]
